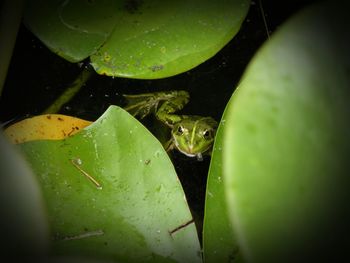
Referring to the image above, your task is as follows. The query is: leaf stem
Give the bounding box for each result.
[43,65,94,114]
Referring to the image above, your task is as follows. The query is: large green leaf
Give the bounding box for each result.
[90,0,250,79]
[24,0,119,62]
[18,106,201,262]
[221,1,350,262]
[202,101,243,263]
[24,0,250,79]
[0,133,49,259]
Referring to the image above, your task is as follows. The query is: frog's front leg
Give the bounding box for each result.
[123,92,162,119]
[123,90,189,122]
[163,138,175,153]
[155,90,189,126]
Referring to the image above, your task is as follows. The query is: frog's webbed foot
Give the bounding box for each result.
[196,153,203,161]
[123,93,161,119]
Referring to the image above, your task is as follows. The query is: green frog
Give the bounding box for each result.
[123,90,218,160]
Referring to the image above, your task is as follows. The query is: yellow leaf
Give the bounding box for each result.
[4,114,92,144]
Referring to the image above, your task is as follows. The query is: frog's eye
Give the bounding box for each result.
[177,125,184,135]
[203,129,212,139]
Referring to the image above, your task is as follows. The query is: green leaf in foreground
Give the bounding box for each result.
[24,0,250,79]
[19,106,201,263]
[222,1,350,262]
[202,108,243,263]
[0,133,49,259]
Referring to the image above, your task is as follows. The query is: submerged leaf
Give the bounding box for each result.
[4,114,92,144]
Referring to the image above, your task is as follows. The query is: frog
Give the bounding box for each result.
[123,90,218,160]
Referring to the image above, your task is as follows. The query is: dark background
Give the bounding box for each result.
[0,0,320,237]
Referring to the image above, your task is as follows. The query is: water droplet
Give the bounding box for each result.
[154,150,162,157]
[156,184,164,192]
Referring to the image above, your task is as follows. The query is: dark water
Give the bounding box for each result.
[0,0,319,240]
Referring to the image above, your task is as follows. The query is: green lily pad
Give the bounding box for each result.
[24,0,250,79]
[19,106,201,262]
[202,103,244,262]
[222,1,350,262]
[24,0,119,62]
[91,0,250,78]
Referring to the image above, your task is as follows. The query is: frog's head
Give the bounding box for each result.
[171,117,217,159]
